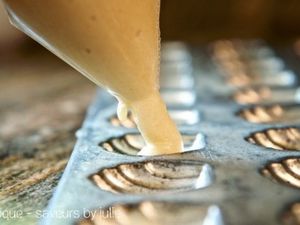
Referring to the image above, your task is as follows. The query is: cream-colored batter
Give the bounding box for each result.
[3,0,183,155]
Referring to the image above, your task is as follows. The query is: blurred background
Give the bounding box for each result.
[161,0,300,43]
[1,1,300,224]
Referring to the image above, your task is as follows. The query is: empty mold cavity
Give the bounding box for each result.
[78,202,223,225]
[160,60,193,76]
[246,57,285,73]
[161,90,196,107]
[246,127,300,151]
[217,57,285,75]
[226,70,296,87]
[237,104,300,124]
[90,160,213,194]
[161,42,191,63]
[212,40,276,63]
[282,202,300,225]
[233,86,300,105]
[262,158,300,189]
[213,40,283,71]
[110,109,199,128]
[160,73,194,89]
[99,133,205,155]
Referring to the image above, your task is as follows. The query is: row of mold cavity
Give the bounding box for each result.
[78,200,300,225]
[213,40,300,117]
[85,41,300,225]
[213,40,300,223]
[78,201,223,225]
[81,42,224,225]
[97,128,300,192]
[213,40,300,119]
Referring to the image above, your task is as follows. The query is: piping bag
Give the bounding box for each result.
[2,0,183,155]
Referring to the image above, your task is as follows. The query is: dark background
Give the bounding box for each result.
[161,0,300,43]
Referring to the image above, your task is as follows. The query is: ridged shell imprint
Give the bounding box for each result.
[262,158,300,188]
[282,202,300,225]
[246,127,300,151]
[225,71,295,87]
[110,113,136,128]
[91,160,213,194]
[78,201,223,225]
[99,133,204,155]
[110,110,199,128]
[238,104,300,124]
[213,41,295,87]
[213,44,282,73]
[233,86,300,105]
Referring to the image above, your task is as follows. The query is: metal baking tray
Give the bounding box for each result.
[41,40,300,225]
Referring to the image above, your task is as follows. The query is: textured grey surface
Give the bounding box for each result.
[41,42,300,225]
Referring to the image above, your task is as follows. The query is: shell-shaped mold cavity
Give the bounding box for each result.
[110,110,199,128]
[161,90,196,107]
[212,40,275,62]
[161,41,191,63]
[91,160,214,194]
[282,202,300,225]
[233,86,300,105]
[246,127,300,151]
[262,158,300,188]
[100,133,205,156]
[226,70,295,87]
[78,201,223,225]
[237,104,300,124]
[160,73,194,89]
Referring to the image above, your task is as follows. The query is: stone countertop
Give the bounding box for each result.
[0,41,95,225]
